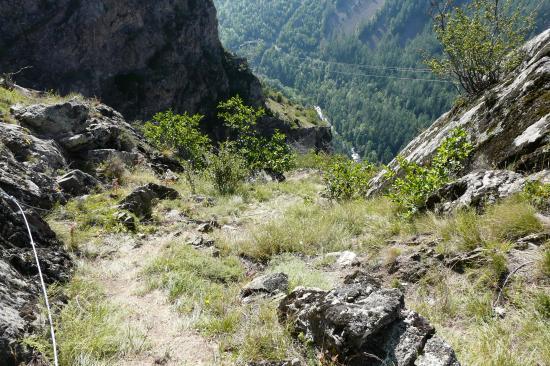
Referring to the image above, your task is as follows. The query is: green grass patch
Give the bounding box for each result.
[25,277,147,366]
[411,266,550,366]
[222,200,371,262]
[143,243,244,335]
[267,254,335,291]
[417,197,543,255]
[48,192,131,253]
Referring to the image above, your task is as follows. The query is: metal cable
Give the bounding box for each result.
[2,192,60,366]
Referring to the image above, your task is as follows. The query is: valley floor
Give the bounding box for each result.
[31,166,550,365]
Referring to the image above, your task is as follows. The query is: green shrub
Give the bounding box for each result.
[387,128,473,218]
[143,110,211,169]
[522,181,550,211]
[218,96,294,174]
[427,0,533,96]
[324,158,376,200]
[207,142,249,195]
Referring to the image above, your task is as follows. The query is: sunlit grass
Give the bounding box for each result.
[25,276,147,366]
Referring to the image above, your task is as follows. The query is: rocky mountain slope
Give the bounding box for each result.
[369,29,550,210]
[0,87,181,365]
[0,8,549,366]
[0,0,260,123]
[0,0,331,151]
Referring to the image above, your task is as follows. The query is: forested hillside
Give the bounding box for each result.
[214,0,549,162]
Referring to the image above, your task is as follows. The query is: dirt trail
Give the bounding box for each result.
[93,234,219,366]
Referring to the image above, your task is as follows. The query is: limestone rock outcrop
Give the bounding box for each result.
[426,169,550,213]
[0,123,65,208]
[0,94,177,364]
[368,29,550,205]
[278,278,460,366]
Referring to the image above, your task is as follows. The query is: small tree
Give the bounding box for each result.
[324,158,376,200]
[207,142,249,195]
[143,111,211,193]
[217,96,295,174]
[387,128,473,218]
[143,110,211,169]
[427,0,534,96]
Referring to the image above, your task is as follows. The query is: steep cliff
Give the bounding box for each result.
[0,0,262,126]
[369,29,550,209]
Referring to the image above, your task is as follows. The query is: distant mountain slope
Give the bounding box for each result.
[214,0,550,162]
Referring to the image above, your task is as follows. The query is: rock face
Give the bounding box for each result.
[11,100,144,160]
[278,279,460,366]
[368,30,550,204]
[0,94,177,363]
[1,96,179,208]
[0,1,332,151]
[0,189,71,366]
[0,0,262,125]
[57,170,101,196]
[0,123,65,208]
[241,273,289,299]
[426,169,550,213]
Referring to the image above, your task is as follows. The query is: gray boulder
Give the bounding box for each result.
[0,123,66,173]
[278,281,460,366]
[57,170,101,196]
[0,135,64,209]
[119,183,180,218]
[426,169,550,213]
[415,337,460,366]
[11,100,140,155]
[241,273,289,299]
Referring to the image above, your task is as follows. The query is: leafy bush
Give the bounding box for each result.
[217,96,294,174]
[143,110,211,169]
[522,181,550,211]
[96,156,128,184]
[427,0,533,96]
[387,128,473,218]
[207,142,249,195]
[323,158,376,200]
